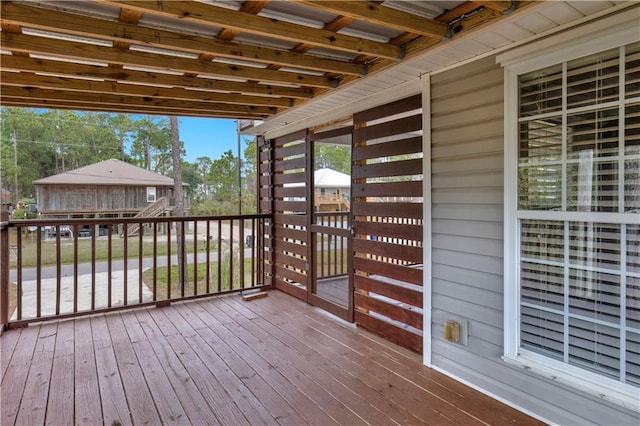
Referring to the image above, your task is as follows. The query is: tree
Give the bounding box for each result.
[108,114,135,161]
[314,144,351,174]
[194,156,213,201]
[170,115,186,290]
[208,150,239,203]
[179,161,202,200]
[242,136,258,213]
[130,115,176,173]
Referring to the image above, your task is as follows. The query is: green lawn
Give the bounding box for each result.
[142,257,258,299]
[9,231,204,268]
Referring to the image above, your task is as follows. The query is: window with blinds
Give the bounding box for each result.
[517,42,640,388]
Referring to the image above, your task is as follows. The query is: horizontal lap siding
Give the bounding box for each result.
[352,95,424,353]
[430,56,638,425]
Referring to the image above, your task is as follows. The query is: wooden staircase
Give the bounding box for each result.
[125,196,168,236]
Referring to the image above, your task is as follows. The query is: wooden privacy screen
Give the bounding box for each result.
[258,130,310,300]
[352,94,424,353]
[257,136,274,288]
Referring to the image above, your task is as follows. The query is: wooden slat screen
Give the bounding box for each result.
[263,130,310,300]
[352,94,424,353]
[257,135,274,288]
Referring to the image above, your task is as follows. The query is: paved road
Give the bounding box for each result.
[9,248,258,282]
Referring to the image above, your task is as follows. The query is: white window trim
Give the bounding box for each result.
[146,186,156,203]
[422,73,432,367]
[501,12,640,413]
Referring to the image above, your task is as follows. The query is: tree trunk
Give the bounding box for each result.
[170,116,187,290]
[145,132,151,170]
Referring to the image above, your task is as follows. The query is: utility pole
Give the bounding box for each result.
[237,120,242,215]
[12,128,18,205]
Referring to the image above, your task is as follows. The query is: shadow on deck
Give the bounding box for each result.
[1,291,544,425]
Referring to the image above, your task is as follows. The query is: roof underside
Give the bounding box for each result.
[0,1,630,130]
[0,0,525,120]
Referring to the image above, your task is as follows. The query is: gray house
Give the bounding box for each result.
[34,159,184,218]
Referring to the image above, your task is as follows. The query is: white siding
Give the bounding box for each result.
[429,55,639,425]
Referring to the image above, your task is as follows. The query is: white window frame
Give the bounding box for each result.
[500,11,640,412]
[146,186,156,203]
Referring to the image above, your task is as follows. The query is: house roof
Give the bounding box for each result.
[33,159,177,187]
[1,0,517,119]
[314,168,351,188]
[287,167,351,188]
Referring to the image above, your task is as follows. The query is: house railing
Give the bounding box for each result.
[313,211,350,279]
[0,212,273,329]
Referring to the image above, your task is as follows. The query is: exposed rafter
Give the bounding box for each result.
[298,1,447,38]
[0,0,515,118]
[1,86,277,117]
[0,56,313,100]
[0,72,294,108]
[102,1,404,60]
[0,33,334,89]
[1,2,366,77]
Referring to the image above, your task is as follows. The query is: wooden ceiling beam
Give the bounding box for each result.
[0,2,364,77]
[0,97,265,119]
[298,1,447,38]
[470,1,513,13]
[0,72,294,108]
[0,86,277,116]
[0,55,313,99]
[0,32,334,88]
[216,0,270,41]
[103,1,403,60]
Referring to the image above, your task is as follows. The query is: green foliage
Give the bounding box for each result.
[0,108,133,199]
[129,115,182,174]
[11,208,36,219]
[1,107,257,217]
[315,143,351,174]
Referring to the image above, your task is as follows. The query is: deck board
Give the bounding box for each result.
[0,327,21,381]
[124,309,214,425]
[105,314,164,425]
[73,317,103,425]
[45,321,74,426]
[1,325,39,425]
[92,316,133,425]
[0,290,546,426]
[15,323,57,426]
[214,298,367,425]
[221,295,425,425]
[242,294,465,425]
[142,307,252,425]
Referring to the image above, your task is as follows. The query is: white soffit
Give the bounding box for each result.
[250,1,632,139]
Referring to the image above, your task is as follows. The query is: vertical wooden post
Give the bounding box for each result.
[1,210,10,331]
[305,130,314,302]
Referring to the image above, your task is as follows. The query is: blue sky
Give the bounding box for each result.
[177,117,242,162]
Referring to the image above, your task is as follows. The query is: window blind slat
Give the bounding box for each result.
[625,42,640,99]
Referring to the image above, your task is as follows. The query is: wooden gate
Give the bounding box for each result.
[351,94,424,353]
[258,130,310,300]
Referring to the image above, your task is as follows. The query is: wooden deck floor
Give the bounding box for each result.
[1,291,544,426]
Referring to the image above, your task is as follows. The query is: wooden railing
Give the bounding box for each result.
[315,194,350,211]
[313,211,350,279]
[0,212,273,329]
